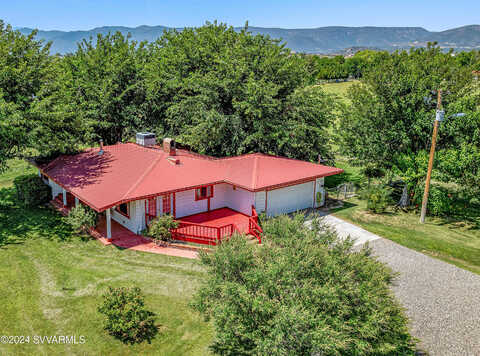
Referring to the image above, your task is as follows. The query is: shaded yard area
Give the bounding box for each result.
[332,197,480,275]
[320,80,356,102]
[0,160,213,355]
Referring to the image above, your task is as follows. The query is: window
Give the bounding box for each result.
[195,185,213,200]
[116,203,129,218]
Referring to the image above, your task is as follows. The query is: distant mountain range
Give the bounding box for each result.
[17,24,480,55]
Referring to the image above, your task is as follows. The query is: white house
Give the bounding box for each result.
[37,134,343,245]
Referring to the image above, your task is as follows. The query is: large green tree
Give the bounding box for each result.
[338,45,478,189]
[144,22,335,161]
[192,214,415,355]
[0,21,52,170]
[36,32,149,147]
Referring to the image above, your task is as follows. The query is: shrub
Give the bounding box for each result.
[362,164,385,187]
[146,214,179,243]
[412,183,455,216]
[361,185,394,213]
[98,286,157,344]
[65,204,97,233]
[192,214,415,355]
[13,174,51,207]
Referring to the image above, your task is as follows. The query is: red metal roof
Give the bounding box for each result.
[40,143,343,211]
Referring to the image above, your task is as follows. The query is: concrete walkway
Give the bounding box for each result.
[316,213,480,356]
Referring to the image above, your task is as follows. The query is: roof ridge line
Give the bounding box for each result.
[217,152,264,161]
[121,150,164,202]
[252,155,259,189]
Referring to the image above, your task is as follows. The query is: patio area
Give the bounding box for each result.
[92,216,199,258]
[50,199,199,258]
[51,196,259,254]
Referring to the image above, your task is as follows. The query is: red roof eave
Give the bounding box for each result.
[95,168,344,211]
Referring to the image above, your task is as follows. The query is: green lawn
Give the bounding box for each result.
[0,159,35,188]
[333,197,480,275]
[321,80,356,104]
[0,160,213,355]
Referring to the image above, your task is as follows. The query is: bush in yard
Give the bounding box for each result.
[98,286,157,344]
[65,204,97,234]
[13,174,51,207]
[361,185,394,213]
[191,214,416,355]
[412,183,455,216]
[362,163,385,187]
[147,214,179,243]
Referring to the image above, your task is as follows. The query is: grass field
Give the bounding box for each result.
[321,80,356,103]
[0,159,35,189]
[333,197,480,275]
[0,160,213,355]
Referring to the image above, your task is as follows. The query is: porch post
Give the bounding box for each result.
[62,188,67,207]
[106,208,112,241]
[172,192,176,219]
[75,197,79,207]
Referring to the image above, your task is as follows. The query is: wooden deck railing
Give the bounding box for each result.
[171,220,238,246]
[248,205,263,244]
[170,206,262,246]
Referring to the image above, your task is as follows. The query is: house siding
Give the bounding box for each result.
[266,181,315,216]
[254,191,266,214]
[111,199,146,234]
[226,186,254,215]
[210,183,230,210]
[175,189,208,218]
[48,178,63,199]
[174,183,254,218]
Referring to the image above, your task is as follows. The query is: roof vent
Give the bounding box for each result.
[167,156,180,165]
[163,138,176,156]
[136,132,156,147]
[98,139,104,156]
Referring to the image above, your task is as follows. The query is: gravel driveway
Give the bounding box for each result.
[313,213,480,355]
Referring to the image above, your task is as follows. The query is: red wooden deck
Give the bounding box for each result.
[179,207,250,233]
[173,207,253,246]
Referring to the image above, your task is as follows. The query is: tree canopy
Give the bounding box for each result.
[0,21,52,170]
[192,214,415,355]
[0,21,336,169]
[144,22,335,160]
[338,44,479,190]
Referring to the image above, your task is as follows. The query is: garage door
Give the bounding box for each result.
[267,181,314,216]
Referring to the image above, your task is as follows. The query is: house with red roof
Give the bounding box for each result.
[36,133,343,245]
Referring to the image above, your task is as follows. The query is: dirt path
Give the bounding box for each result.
[317,214,480,355]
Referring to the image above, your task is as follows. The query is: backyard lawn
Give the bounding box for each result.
[321,80,356,104]
[333,197,480,275]
[0,160,213,355]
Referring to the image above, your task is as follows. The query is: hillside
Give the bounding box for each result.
[17,24,480,54]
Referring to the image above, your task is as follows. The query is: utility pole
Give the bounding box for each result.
[420,90,443,223]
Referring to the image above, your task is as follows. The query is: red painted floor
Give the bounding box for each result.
[179,207,250,233]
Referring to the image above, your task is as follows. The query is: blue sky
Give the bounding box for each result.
[2,0,479,31]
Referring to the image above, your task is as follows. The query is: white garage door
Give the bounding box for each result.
[267,181,314,216]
